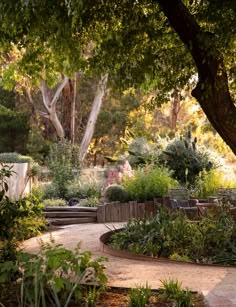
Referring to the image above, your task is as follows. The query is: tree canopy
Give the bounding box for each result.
[0,0,235,154]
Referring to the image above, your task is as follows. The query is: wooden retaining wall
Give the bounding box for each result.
[97,198,166,223]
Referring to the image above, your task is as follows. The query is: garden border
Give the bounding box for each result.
[100,229,236,268]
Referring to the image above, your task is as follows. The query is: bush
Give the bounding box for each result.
[194,169,235,198]
[123,166,177,201]
[103,184,129,202]
[47,139,80,198]
[42,183,61,199]
[0,194,46,261]
[159,128,213,185]
[65,178,102,200]
[43,198,67,207]
[0,152,33,163]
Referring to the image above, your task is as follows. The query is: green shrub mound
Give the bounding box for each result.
[0,152,33,163]
[123,166,177,202]
[110,208,236,265]
[104,184,129,202]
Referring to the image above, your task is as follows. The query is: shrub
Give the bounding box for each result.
[0,194,46,261]
[103,184,129,202]
[65,178,102,200]
[159,128,213,185]
[43,198,67,207]
[47,139,80,198]
[194,169,235,198]
[123,166,177,201]
[0,152,33,163]
[42,182,61,199]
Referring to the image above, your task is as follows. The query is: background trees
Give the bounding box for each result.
[0,0,235,161]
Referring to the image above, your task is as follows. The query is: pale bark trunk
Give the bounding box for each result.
[79,73,108,162]
[170,89,180,131]
[40,77,69,139]
[71,72,78,144]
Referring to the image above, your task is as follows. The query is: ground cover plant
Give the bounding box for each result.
[109,207,236,265]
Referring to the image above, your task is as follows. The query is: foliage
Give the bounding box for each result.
[160,128,214,185]
[103,184,129,203]
[26,126,51,164]
[128,284,152,307]
[0,194,46,262]
[123,166,177,201]
[110,207,236,265]
[160,279,193,307]
[42,183,61,200]
[79,196,100,207]
[0,163,13,201]
[43,198,67,207]
[193,169,235,199]
[47,139,80,198]
[65,178,102,200]
[0,152,33,163]
[0,239,107,306]
[0,105,30,154]
[127,137,160,167]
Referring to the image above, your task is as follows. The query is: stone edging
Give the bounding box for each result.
[100,229,235,268]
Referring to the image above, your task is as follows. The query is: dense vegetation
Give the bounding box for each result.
[110,207,236,265]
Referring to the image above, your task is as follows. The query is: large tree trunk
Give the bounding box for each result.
[71,72,78,144]
[79,74,108,162]
[157,0,236,155]
[62,78,73,139]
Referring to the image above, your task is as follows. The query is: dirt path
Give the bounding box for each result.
[23,223,236,306]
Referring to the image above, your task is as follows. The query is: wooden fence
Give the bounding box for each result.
[97,198,167,223]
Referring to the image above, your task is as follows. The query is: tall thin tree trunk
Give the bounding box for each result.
[62,79,73,139]
[79,73,108,162]
[71,72,78,144]
[170,89,180,131]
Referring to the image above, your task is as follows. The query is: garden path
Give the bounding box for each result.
[23,223,236,307]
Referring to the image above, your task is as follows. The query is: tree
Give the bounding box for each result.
[0,0,235,155]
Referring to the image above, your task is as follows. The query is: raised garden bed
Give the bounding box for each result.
[100,229,236,268]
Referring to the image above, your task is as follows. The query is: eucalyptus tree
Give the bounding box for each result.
[0,1,108,159]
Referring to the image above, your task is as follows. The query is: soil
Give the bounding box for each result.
[0,285,206,307]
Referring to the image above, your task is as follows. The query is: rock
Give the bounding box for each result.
[68,198,80,206]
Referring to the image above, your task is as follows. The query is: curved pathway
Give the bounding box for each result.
[23,223,236,306]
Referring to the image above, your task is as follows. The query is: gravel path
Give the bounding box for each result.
[23,223,236,306]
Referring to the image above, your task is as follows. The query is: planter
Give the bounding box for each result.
[1,163,31,200]
[100,229,236,268]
